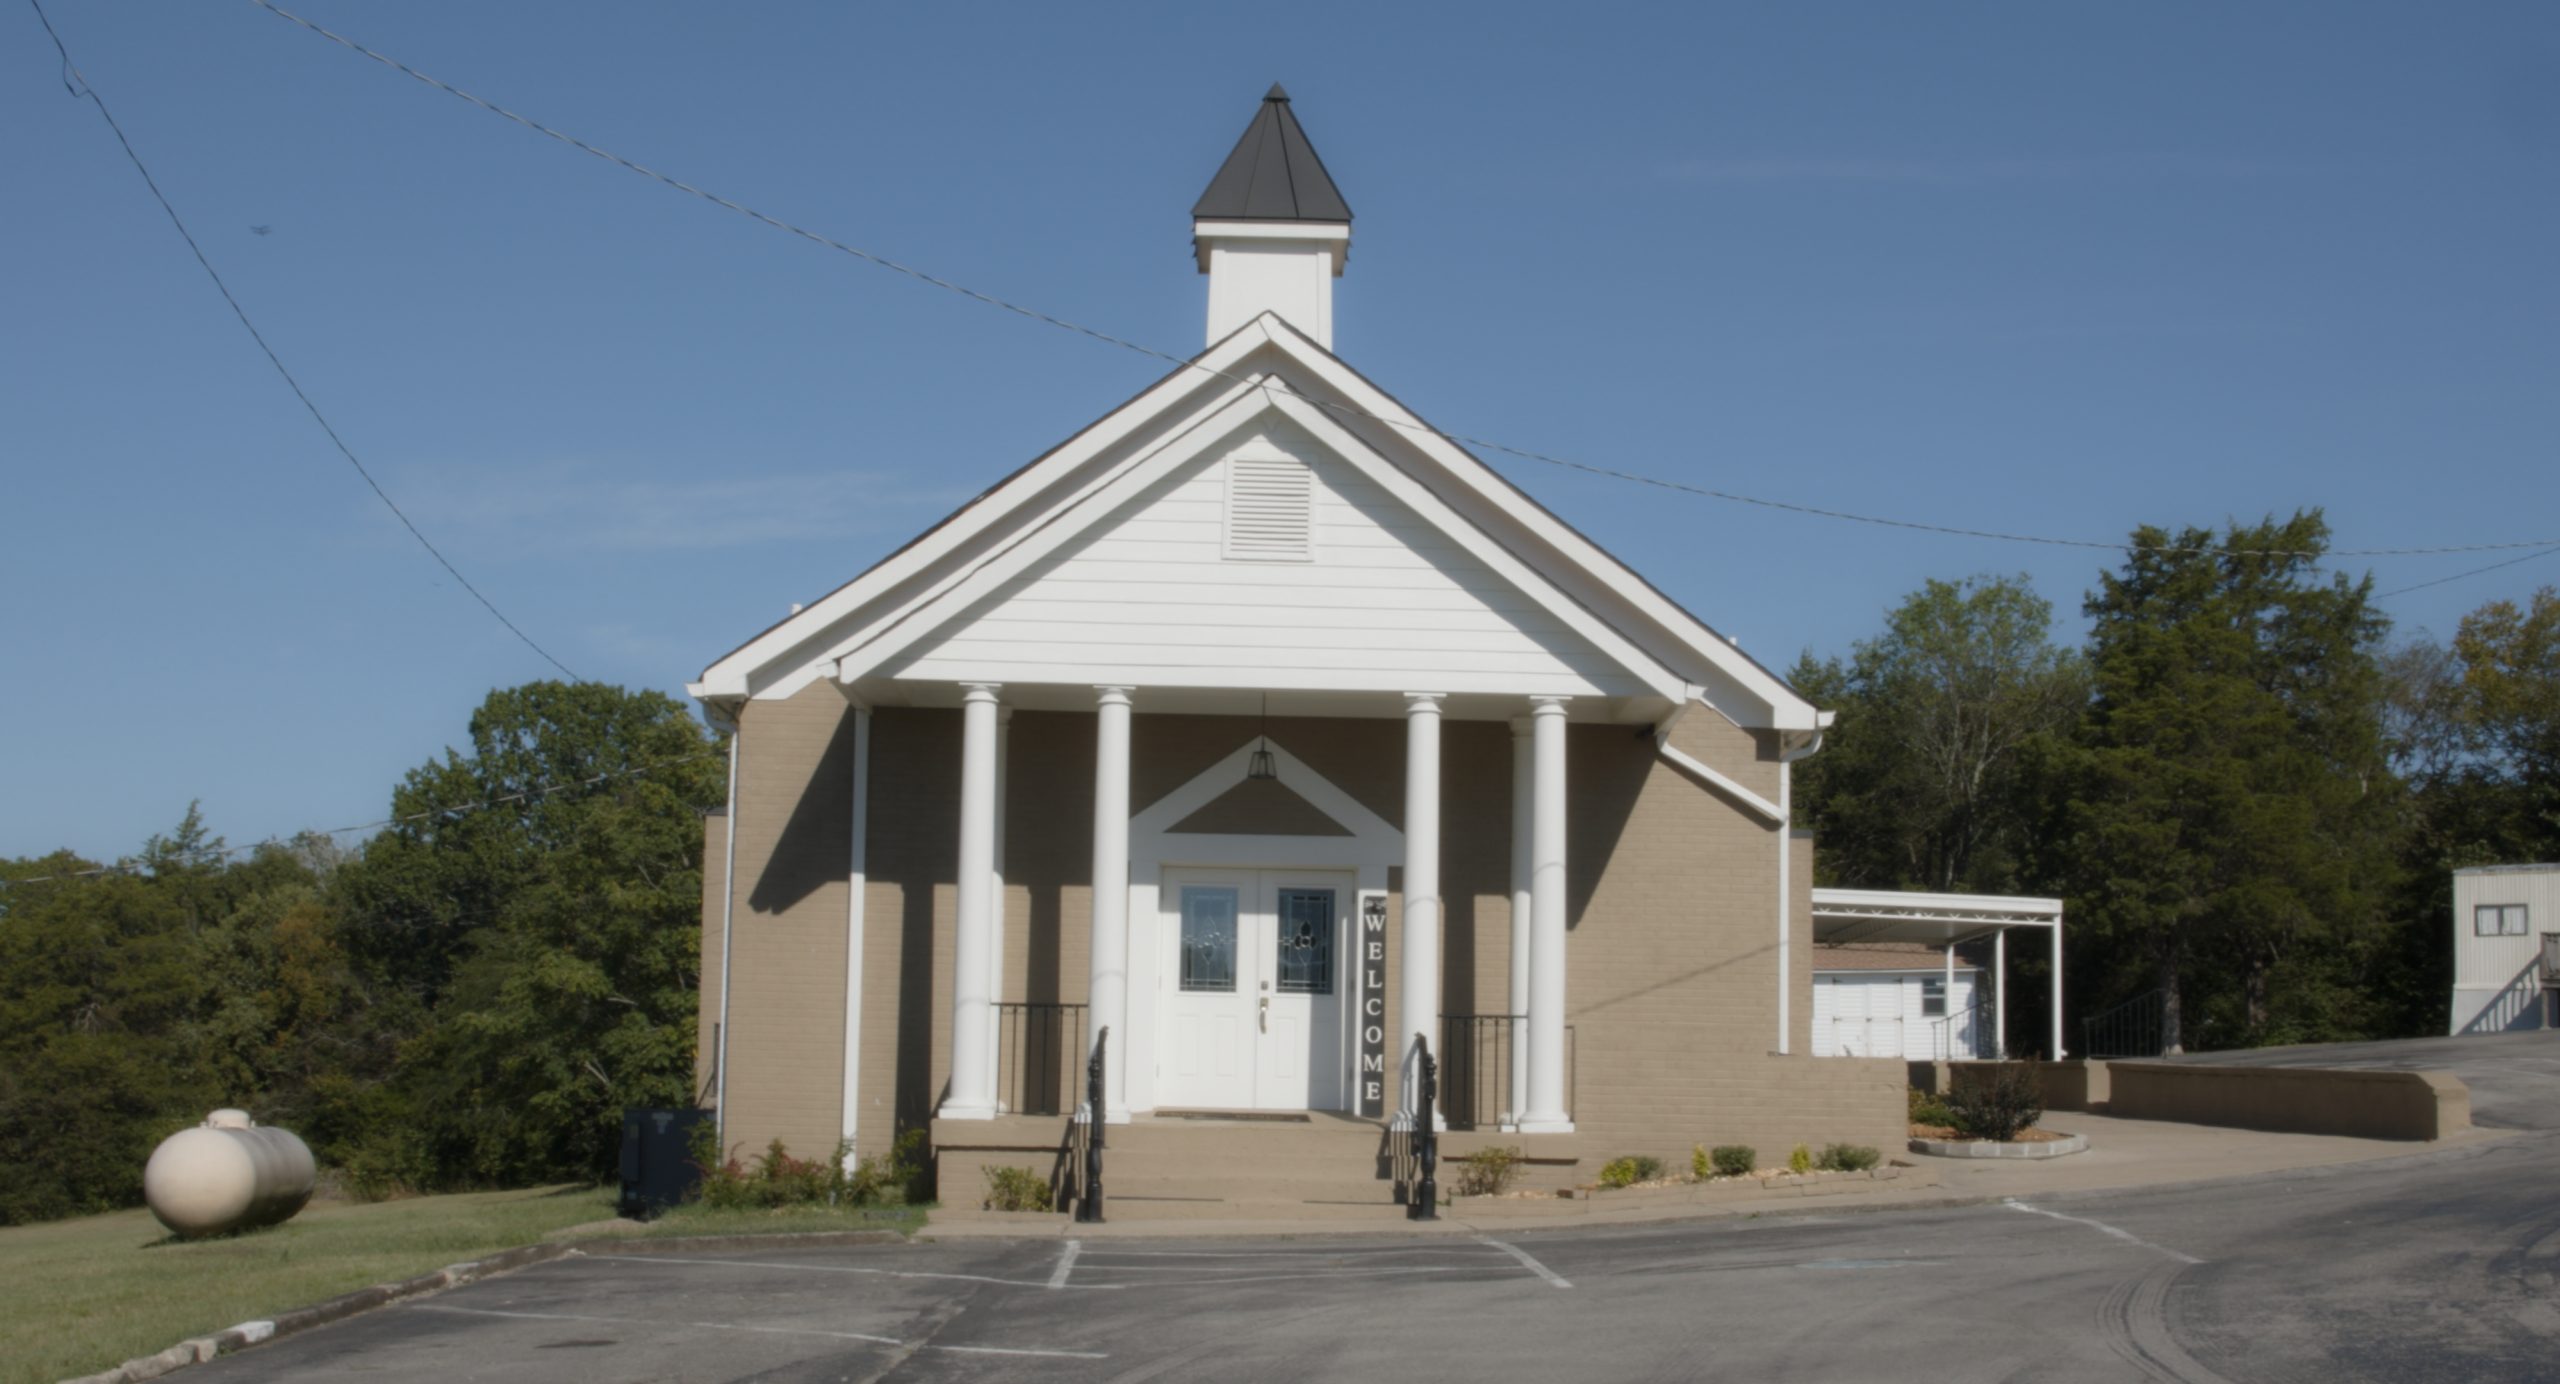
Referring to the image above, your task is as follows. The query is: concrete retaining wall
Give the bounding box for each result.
[2105,1063,2470,1141]
[1908,1059,2108,1113]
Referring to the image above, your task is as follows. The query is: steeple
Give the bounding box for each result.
[1193,86,1352,349]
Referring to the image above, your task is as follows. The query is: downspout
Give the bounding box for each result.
[841,704,871,1165]
[1774,719,1830,1057]
[713,707,742,1144]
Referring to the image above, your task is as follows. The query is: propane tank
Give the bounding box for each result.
[143,1110,317,1238]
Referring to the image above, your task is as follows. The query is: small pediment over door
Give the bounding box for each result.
[1170,776,1353,837]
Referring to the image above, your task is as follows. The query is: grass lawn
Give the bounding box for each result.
[0,1188,926,1384]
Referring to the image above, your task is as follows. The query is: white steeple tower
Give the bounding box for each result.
[1192,85,1353,349]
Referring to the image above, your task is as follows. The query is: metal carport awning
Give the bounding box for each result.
[1811,888,2066,1060]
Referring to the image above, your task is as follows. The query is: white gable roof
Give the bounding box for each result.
[692,315,1819,730]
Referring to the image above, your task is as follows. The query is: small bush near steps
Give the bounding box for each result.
[1909,1087,1956,1128]
[1817,1143,1882,1172]
[1597,1155,1664,1189]
[1787,1144,1814,1175]
[981,1166,1053,1213]
[1697,1144,1757,1178]
[1453,1145,1523,1197]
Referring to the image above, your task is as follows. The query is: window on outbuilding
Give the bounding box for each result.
[1921,977,1947,1017]
[2476,903,2530,937]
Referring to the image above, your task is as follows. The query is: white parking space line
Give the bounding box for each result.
[415,1304,899,1346]
[2004,1199,2204,1265]
[1078,1246,1511,1260]
[1049,1239,1081,1289]
[1476,1234,1574,1289]
[593,1252,1122,1291]
[412,1304,1108,1360]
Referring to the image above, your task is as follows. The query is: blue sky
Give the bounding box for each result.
[7,2,2558,862]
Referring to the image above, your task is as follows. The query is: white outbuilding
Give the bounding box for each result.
[2450,863,2559,1035]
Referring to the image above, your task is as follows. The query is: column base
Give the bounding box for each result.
[1389,1112,1448,1132]
[1073,1103,1133,1125]
[938,1100,998,1121]
[1515,1116,1575,1134]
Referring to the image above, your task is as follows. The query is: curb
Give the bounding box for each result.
[1909,1131,2090,1160]
[54,1227,912,1384]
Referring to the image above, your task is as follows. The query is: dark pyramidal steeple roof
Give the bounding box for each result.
[1193,84,1352,223]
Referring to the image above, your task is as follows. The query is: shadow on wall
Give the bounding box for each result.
[2458,956,2548,1035]
[745,705,861,915]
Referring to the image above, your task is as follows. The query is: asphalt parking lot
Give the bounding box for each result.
[182,1034,2560,1383]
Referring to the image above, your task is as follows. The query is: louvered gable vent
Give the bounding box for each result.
[1223,452,1314,561]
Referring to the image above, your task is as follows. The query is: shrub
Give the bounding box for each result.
[1787,1143,1813,1175]
[1701,1144,1756,1178]
[689,1128,912,1212]
[1816,1143,1881,1172]
[1453,1145,1522,1197]
[1947,1063,2044,1142]
[1597,1155,1663,1189]
[1908,1087,1955,1127]
[981,1165,1053,1213]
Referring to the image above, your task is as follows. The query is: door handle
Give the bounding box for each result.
[1260,995,1268,1033]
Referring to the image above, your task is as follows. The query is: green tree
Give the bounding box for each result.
[2043,513,2400,1051]
[1792,574,2087,893]
[334,682,726,1188]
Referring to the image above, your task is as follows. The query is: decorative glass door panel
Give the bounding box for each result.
[1157,869,1351,1111]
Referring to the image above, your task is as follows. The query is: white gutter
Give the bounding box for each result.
[840,705,871,1165]
[714,729,741,1142]
[1774,726,1826,1055]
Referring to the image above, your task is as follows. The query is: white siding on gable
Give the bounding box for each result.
[884,420,1649,696]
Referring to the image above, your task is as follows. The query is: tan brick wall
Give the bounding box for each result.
[708,697,1899,1171]
[714,684,857,1165]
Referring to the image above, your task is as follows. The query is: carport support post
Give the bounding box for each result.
[1994,931,2008,1060]
[1944,943,1956,1059]
[2050,917,2066,1059]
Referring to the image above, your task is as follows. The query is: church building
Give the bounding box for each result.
[689,88,1913,1215]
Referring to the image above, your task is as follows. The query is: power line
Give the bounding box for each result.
[2377,545,2560,601]
[255,0,2559,564]
[0,747,722,890]
[28,0,580,681]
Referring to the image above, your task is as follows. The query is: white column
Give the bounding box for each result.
[1994,930,2009,1061]
[1087,687,1134,1123]
[1398,693,1445,1129]
[942,683,1002,1120]
[1505,715,1533,1130]
[1520,695,1574,1133]
[987,706,1012,1110]
[2051,919,2066,1060]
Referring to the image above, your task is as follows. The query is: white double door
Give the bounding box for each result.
[1157,868,1350,1111]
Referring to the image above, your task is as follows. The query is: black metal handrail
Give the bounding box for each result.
[2082,989,2166,1059]
[1927,993,1998,1061]
[1075,1026,1107,1224]
[1409,1035,1438,1221]
[1438,1014,1576,1129]
[2543,934,2559,984]
[995,1001,1086,1117]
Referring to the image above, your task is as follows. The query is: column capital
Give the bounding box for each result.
[1402,692,1447,713]
[959,682,1004,705]
[1527,695,1573,714]
[1093,685,1135,707]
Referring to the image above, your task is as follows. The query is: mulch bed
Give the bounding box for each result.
[1909,1123,2067,1143]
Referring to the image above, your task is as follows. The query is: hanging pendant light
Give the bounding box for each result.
[1247,692,1278,781]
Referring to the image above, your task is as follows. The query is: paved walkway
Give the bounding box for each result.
[920,1110,2509,1240]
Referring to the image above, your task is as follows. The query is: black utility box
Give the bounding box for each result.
[619,1107,710,1219]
